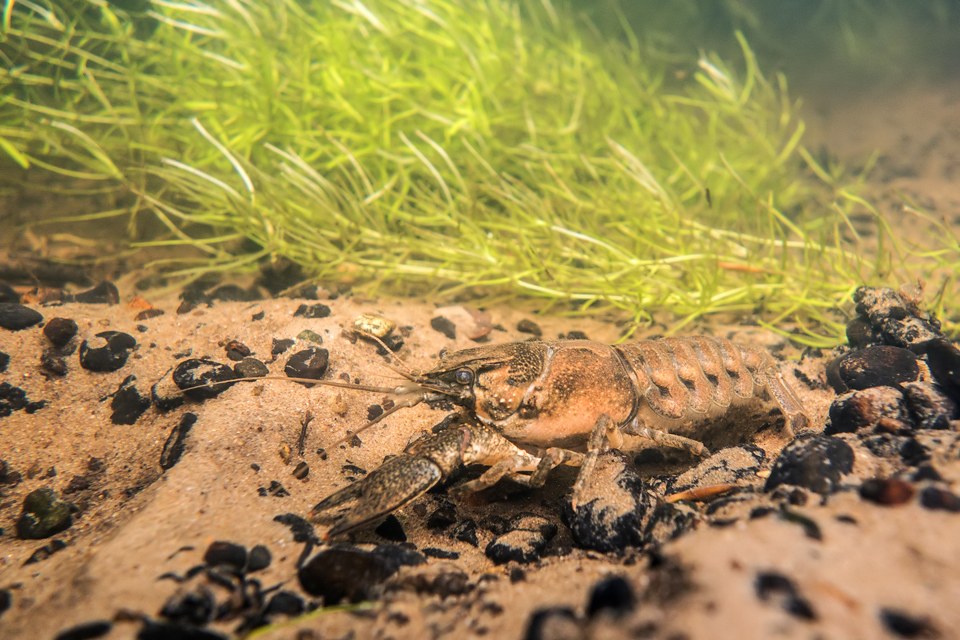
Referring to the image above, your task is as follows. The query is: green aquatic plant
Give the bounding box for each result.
[1,0,956,343]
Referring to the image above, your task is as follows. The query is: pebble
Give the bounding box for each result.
[353,313,396,338]
[160,413,197,470]
[851,287,943,350]
[273,513,321,545]
[296,329,324,345]
[642,501,698,546]
[0,303,43,330]
[924,338,960,406]
[0,350,8,372]
[426,502,458,529]
[845,317,878,348]
[43,317,79,347]
[374,514,406,542]
[138,622,228,640]
[79,331,137,372]
[0,460,22,485]
[292,461,309,480]
[233,357,268,379]
[859,478,915,505]
[150,371,185,413]
[0,588,10,620]
[297,545,423,604]
[919,487,960,512]
[430,315,456,340]
[879,608,937,638]
[422,547,459,560]
[52,620,113,640]
[271,338,295,356]
[16,488,73,539]
[172,359,237,400]
[485,513,557,564]
[754,571,817,620]
[516,318,542,337]
[203,541,247,572]
[451,518,479,547]
[563,451,656,552]
[396,569,471,598]
[265,591,305,616]
[247,544,272,572]
[74,281,120,304]
[222,339,251,361]
[586,576,635,619]
[293,303,331,319]
[110,375,152,425]
[284,348,329,385]
[764,434,854,494]
[208,284,260,302]
[901,381,957,429]
[523,607,580,640]
[0,283,18,303]
[159,586,216,625]
[40,351,68,377]
[825,346,920,393]
[826,386,910,434]
[24,538,68,564]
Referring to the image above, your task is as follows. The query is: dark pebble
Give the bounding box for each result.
[563,450,656,552]
[859,478,915,505]
[138,622,228,640]
[374,514,407,542]
[293,303,331,319]
[258,481,289,497]
[0,382,43,416]
[485,513,557,564]
[209,284,259,302]
[754,571,817,620]
[778,505,823,541]
[247,544,272,572]
[53,620,113,640]
[900,438,929,466]
[234,357,269,379]
[523,607,580,640]
[0,350,8,372]
[845,317,877,348]
[24,538,68,564]
[0,460,22,486]
[284,348,329,385]
[75,282,119,304]
[0,588,10,619]
[826,387,909,435]
[271,338,295,356]
[223,340,251,361]
[451,518,479,547]
[516,318,542,336]
[79,331,137,372]
[40,351,68,377]
[586,576,635,619]
[159,586,216,625]
[134,309,163,321]
[296,329,323,345]
[925,338,960,406]
[265,591,305,616]
[879,608,936,638]
[366,404,383,421]
[292,461,309,480]
[765,434,854,494]
[398,570,471,598]
[911,465,942,482]
[251,310,265,321]
[0,283,18,303]
[422,547,460,560]
[43,317,78,347]
[273,513,321,545]
[150,371,185,413]
[298,545,423,604]
[430,316,456,340]
[160,413,197,470]
[203,540,247,572]
[111,375,151,425]
[564,330,589,340]
[901,381,957,428]
[825,346,919,393]
[16,488,72,539]
[63,475,90,494]
[510,568,526,583]
[919,487,960,512]
[0,303,43,331]
[883,316,941,350]
[426,503,458,529]
[172,359,237,400]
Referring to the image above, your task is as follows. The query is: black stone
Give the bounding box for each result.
[16,488,72,539]
[516,318,542,336]
[902,381,957,428]
[919,487,960,512]
[0,283,18,303]
[75,282,119,304]
[430,315,456,340]
[422,547,460,560]
[0,460,22,486]
[284,348,329,385]
[366,404,383,421]
[374,514,407,542]
[172,359,237,400]
[564,330,589,340]
[298,545,421,604]
[427,503,458,530]
[203,541,247,572]
[265,591,305,616]
[138,622,228,640]
[754,571,817,620]
[845,317,877,348]
[0,350,8,372]
[826,387,909,435]
[247,545,272,572]
[879,608,936,638]
[0,303,43,331]
[485,513,557,564]
[159,586,216,625]
[43,317,79,347]
[160,413,197,470]
[451,518,479,547]
[111,375,151,425]
[523,607,579,640]
[765,434,854,494]
[826,346,920,393]
[234,357,269,379]
[53,620,113,640]
[79,331,137,372]
[24,538,68,564]
[273,513,321,545]
[925,339,960,406]
[293,303,331,319]
[292,461,309,480]
[271,338,295,356]
[39,351,67,377]
[209,284,260,302]
[586,576,635,619]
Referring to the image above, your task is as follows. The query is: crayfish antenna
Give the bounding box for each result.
[358,332,422,378]
[320,391,428,452]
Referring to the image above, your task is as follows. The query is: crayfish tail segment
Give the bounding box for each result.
[315,454,443,540]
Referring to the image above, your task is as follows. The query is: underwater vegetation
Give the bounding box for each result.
[1,0,958,343]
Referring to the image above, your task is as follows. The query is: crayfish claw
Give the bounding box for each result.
[314,454,443,540]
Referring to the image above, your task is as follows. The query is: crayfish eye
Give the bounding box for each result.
[455,369,474,385]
